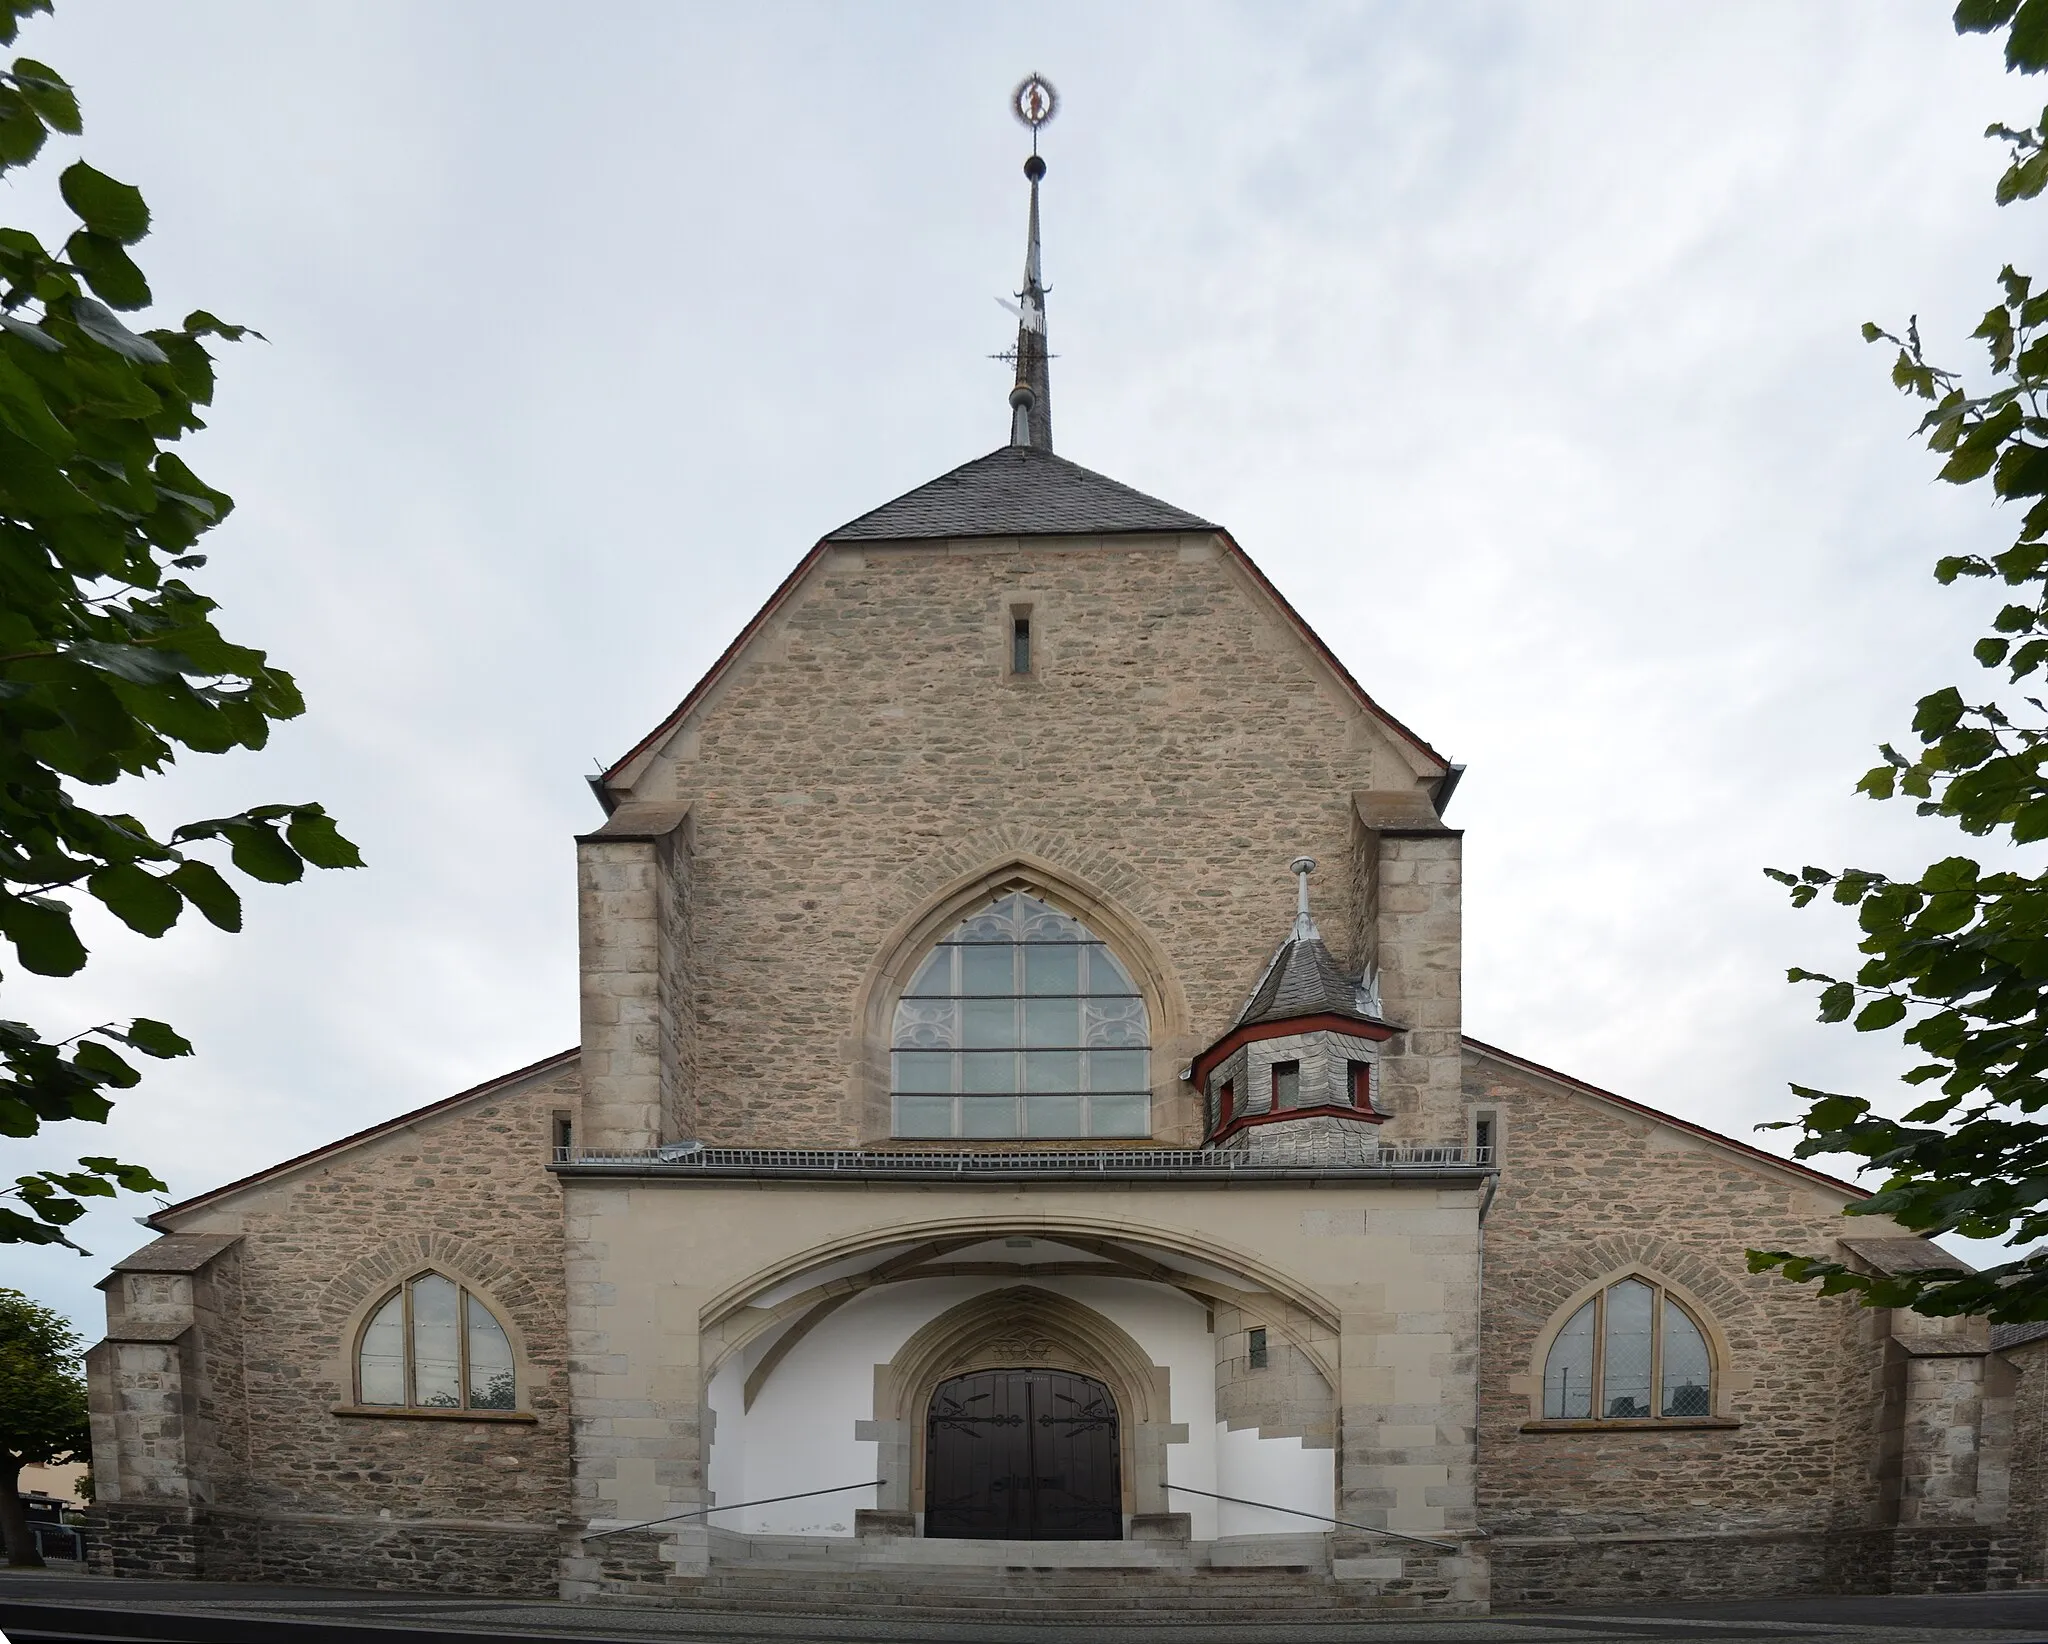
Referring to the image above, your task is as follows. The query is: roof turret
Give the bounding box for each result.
[1234,857,1385,1029]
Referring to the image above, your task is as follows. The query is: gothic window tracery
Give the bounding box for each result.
[1541,1277,1712,1420]
[892,890,1150,1139]
[356,1271,517,1411]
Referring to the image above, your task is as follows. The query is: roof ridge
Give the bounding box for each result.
[826,443,1215,542]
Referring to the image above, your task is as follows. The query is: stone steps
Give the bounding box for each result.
[652,1565,1440,1619]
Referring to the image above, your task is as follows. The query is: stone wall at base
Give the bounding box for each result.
[1491,1526,2030,1607]
[89,1502,559,1597]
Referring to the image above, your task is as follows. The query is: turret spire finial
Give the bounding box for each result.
[1289,856,1320,942]
[1002,74,1058,452]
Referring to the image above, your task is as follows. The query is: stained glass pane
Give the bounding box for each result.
[466,1294,515,1411]
[961,1097,1019,1138]
[1024,1050,1080,1090]
[960,945,1014,996]
[410,1274,462,1408]
[894,1050,952,1092]
[1083,999,1147,1047]
[1087,1049,1146,1092]
[1024,944,1080,995]
[1087,1093,1150,1136]
[359,1292,405,1406]
[893,893,1148,1136]
[1025,1094,1083,1136]
[893,1001,957,1049]
[1024,997,1079,1047]
[1542,1300,1594,1418]
[895,1095,954,1136]
[961,1000,1016,1049]
[1273,1063,1301,1109]
[1086,947,1137,996]
[1661,1299,1712,1417]
[906,949,952,997]
[1602,1280,1654,1418]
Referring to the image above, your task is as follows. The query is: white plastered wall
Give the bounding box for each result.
[714,1270,1322,1539]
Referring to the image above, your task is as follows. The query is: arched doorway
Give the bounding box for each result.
[925,1368,1122,1540]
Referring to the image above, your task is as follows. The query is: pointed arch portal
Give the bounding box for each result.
[925,1367,1122,1540]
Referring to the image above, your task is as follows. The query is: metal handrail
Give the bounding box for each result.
[581,1478,886,1540]
[555,1144,1494,1172]
[1164,1484,1459,1552]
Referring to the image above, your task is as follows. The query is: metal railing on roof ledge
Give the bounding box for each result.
[550,1142,1494,1176]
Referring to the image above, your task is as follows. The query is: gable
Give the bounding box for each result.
[1463,1036,1871,1205]
[148,1048,578,1230]
[601,468,1448,803]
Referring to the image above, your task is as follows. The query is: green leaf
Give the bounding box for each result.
[0,348,70,454]
[114,1018,192,1060]
[284,806,362,870]
[67,297,168,365]
[86,862,182,937]
[64,229,149,310]
[0,894,85,976]
[224,820,303,885]
[0,4,53,48]
[164,860,240,932]
[70,1037,138,1088]
[58,161,150,244]
[1855,995,1909,1032]
[11,59,77,134]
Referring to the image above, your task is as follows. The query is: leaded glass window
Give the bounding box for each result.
[356,1272,517,1411]
[1540,1277,1714,1420]
[892,891,1150,1139]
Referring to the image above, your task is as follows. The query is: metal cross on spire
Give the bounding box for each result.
[1000,73,1058,452]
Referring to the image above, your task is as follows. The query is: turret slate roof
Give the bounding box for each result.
[1237,933,1379,1029]
[827,444,1215,542]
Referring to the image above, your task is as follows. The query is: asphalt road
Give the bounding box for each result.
[8,1571,2048,1644]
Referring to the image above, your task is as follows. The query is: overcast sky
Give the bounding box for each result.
[6,2,2035,1337]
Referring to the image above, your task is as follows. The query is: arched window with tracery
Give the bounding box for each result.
[356,1271,517,1411]
[892,890,1150,1140]
[1542,1276,1712,1420]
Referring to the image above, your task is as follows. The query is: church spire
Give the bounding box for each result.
[1005,74,1057,452]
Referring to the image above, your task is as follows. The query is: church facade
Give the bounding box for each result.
[83,140,2048,1616]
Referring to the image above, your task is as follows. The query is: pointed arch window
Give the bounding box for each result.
[1542,1277,1712,1420]
[892,890,1150,1139]
[357,1272,516,1411]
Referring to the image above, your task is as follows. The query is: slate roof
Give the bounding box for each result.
[111,1232,241,1274]
[1994,1319,2048,1352]
[1839,1237,1971,1277]
[1237,933,1379,1029]
[826,444,1215,542]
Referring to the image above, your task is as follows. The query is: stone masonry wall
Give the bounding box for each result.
[113,1060,578,1593]
[1213,1300,1335,1447]
[610,535,1451,1149]
[1465,1046,1955,1601]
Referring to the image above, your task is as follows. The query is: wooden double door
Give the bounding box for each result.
[924,1368,1122,1540]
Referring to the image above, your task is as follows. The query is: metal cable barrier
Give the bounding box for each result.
[1163,1484,1459,1552]
[580,1479,886,1540]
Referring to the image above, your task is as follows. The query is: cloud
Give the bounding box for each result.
[6,0,2030,1326]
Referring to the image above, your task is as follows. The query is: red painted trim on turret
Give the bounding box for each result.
[1189,1013,1396,1090]
[1205,1102,1387,1148]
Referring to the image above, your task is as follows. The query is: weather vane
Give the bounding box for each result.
[1012,73,1058,154]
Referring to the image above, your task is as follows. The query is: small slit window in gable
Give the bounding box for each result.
[1348,1060,1372,1109]
[1010,606,1033,676]
[1247,1326,1269,1369]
